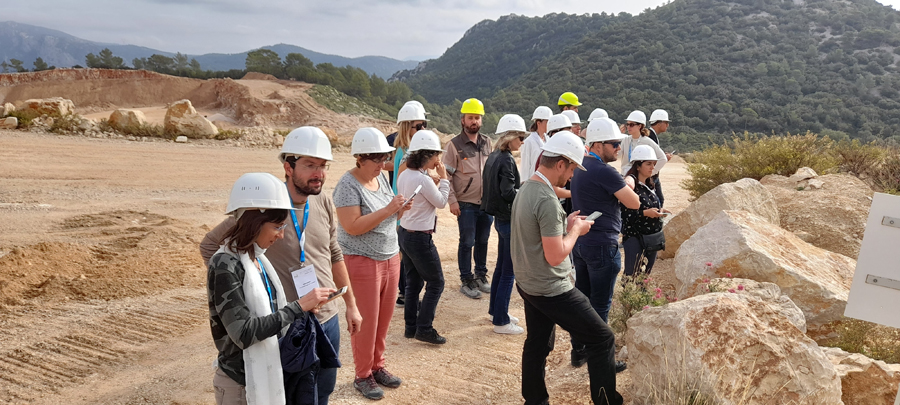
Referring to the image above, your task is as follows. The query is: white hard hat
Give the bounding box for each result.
[496,114,527,134]
[225,172,295,216]
[532,106,552,121]
[588,108,609,121]
[630,144,659,162]
[585,118,628,144]
[625,110,647,125]
[541,131,586,171]
[404,100,426,111]
[649,109,669,124]
[397,103,428,124]
[547,114,573,132]
[408,130,443,152]
[351,127,395,155]
[561,110,582,126]
[280,126,334,163]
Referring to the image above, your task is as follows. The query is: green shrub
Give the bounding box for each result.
[215,129,243,140]
[681,132,838,200]
[49,114,83,134]
[873,152,900,195]
[832,139,886,176]
[5,109,41,128]
[609,275,677,335]
[119,122,166,138]
[825,318,900,364]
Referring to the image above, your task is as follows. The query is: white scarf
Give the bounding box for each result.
[215,242,289,405]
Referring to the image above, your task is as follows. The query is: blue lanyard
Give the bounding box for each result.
[286,183,310,263]
[257,258,276,314]
[589,151,604,164]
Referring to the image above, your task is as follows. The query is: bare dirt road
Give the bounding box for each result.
[0,130,690,405]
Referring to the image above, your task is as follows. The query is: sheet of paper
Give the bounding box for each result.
[291,265,319,298]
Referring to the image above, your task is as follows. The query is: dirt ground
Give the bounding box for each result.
[0,130,690,405]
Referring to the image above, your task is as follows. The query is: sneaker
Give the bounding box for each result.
[571,348,588,368]
[404,326,416,339]
[493,323,525,335]
[372,367,402,388]
[395,294,405,308]
[460,279,482,299]
[414,328,447,345]
[475,275,491,293]
[489,314,519,325]
[615,360,627,374]
[354,375,384,400]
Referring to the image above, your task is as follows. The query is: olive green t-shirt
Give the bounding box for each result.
[511,179,573,297]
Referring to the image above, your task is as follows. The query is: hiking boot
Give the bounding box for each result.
[395,294,405,308]
[414,328,447,345]
[615,360,627,374]
[571,348,588,368]
[475,275,491,293]
[493,323,525,335]
[489,314,519,325]
[460,279,482,299]
[372,367,402,388]
[354,375,384,400]
[404,326,416,339]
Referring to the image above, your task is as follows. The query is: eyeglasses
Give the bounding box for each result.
[361,154,391,164]
[272,222,288,232]
[413,122,427,131]
[300,162,330,172]
[518,136,526,141]
[626,123,641,127]
[603,141,622,148]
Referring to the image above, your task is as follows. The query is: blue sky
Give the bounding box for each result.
[5,0,900,61]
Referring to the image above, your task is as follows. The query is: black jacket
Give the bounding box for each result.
[481,150,520,221]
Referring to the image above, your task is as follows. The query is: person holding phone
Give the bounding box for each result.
[334,128,409,400]
[207,172,336,405]
[397,130,451,345]
[621,145,671,276]
[481,114,526,335]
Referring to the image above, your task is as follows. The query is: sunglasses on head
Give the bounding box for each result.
[413,122,427,131]
[603,141,622,148]
[626,122,641,127]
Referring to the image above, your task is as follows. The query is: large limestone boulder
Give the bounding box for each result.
[626,293,842,405]
[2,102,14,116]
[675,210,855,328]
[761,170,872,259]
[18,97,76,116]
[0,116,17,129]
[693,277,807,333]
[108,109,148,130]
[163,99,218,139]
[661,178,778,259]
[822,347,900,405]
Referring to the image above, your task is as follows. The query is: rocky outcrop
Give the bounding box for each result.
[163,100,218,139]
[692,277,806,333]
[822,347,900,405]
[108,109,148,130]
[661,178,779,259]
[626,293,842,404]
[17,97,75,116]
[761,169,873,259]
[675,210,855,328]
[2,102,14,116]
[0,116,17,129]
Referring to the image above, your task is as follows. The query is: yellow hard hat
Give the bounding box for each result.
[557,92,582,107]
[460,98,485,115]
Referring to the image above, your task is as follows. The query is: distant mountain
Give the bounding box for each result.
[0,21,418,78]
[398,0,900,147]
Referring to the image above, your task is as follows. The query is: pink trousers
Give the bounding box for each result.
[345,254,400,379]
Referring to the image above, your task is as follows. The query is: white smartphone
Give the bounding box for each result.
[659,211,671,217]
[403,184,423,206]
[325,286,348,303]
[585,211,602,221]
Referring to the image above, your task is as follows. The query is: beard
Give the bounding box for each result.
[292,175,323,196]
[463,123,481,135]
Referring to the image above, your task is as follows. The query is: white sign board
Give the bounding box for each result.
[845,192,900,329]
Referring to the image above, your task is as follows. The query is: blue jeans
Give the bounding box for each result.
[457,202,493,281]
[315,316,339,405]
[518,286,623,405]
[573,243,621,324]
[399,228,445,333]
[623,235,658,277]
[488,219,515,326]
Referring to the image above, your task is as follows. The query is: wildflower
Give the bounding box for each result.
[643,305,650,310]
[654,287,662,293]
[702,278,710,283]
[655,293,662,299]
[726,272,732,278]
[728,288,736,293]
[737,284,744,291]
[643,278,650,284]
[705,262,712,267]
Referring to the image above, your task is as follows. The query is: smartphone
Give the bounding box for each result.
[670,150,676,154]
[403,184,423,206]
[659,211,671,217]
[585,211,602,221]
[325,286,348,303]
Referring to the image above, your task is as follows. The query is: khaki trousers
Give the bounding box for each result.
[213,368,247,405]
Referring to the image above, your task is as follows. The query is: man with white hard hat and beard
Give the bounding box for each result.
[201,127,362,405]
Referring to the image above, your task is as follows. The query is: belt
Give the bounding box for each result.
[403,228,434,234]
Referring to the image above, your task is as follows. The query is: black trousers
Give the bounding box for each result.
[518,286,623,405]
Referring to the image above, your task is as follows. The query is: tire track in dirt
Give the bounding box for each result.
[0,288,205,404]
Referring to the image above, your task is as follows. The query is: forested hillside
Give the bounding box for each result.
[398,0,900,150]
